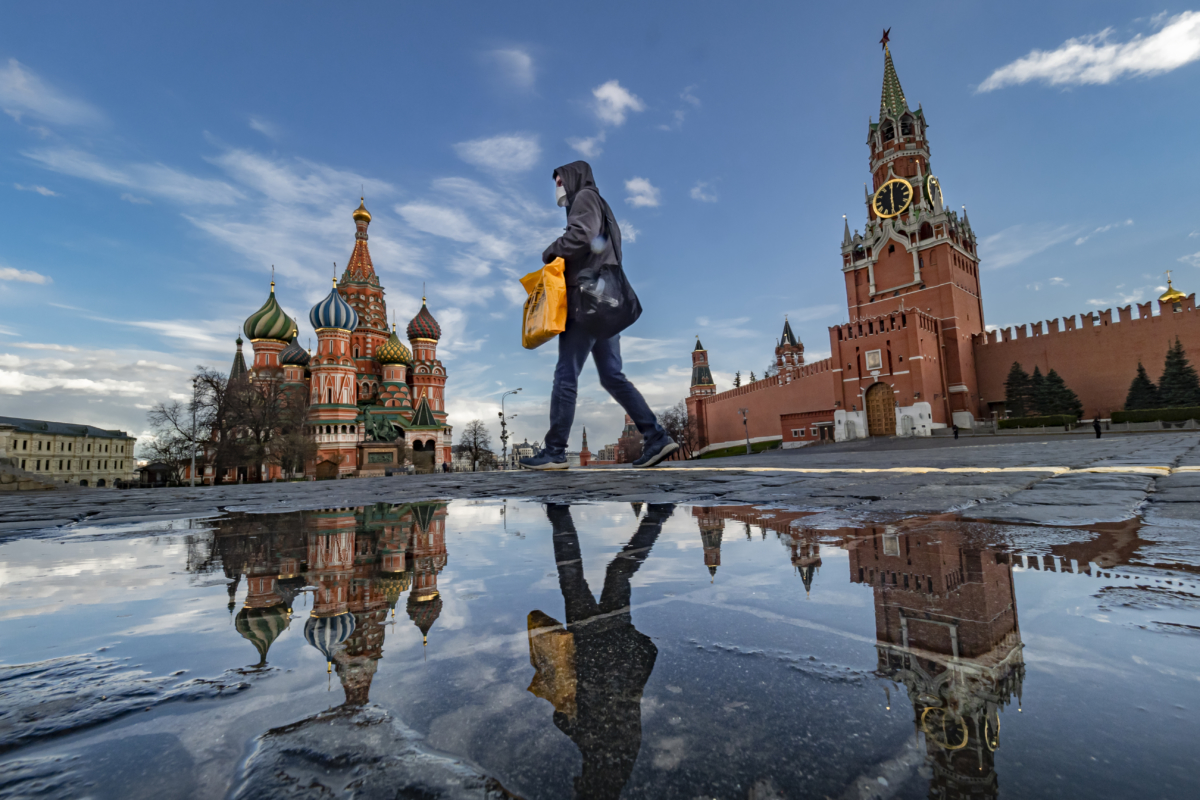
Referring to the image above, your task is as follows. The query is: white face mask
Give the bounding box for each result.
[555,183,568,207]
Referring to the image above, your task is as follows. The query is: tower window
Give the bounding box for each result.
[882,123,894,142]
[900,119,912,136]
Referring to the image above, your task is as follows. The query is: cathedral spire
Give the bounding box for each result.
[880,41,909,119]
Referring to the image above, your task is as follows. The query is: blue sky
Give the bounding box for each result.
[2,1,1199,451]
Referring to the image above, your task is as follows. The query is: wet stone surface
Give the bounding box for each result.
[1,436,1199,798]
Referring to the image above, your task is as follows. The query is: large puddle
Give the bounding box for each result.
[2,501,1198,799]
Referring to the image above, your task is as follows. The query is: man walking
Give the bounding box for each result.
[1093,416,1102,438]
[520,161,678,470]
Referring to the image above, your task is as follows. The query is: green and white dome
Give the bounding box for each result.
[243,283,297,342]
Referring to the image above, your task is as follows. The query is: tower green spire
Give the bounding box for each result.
[880,46,909,119]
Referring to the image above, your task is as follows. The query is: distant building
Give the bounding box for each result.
[615,415,641,463]
[578,426,592,467]
[0,416,136,487]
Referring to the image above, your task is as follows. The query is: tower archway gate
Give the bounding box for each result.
[865,382,897,436]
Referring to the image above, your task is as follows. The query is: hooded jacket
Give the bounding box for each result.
[543,161,622,289]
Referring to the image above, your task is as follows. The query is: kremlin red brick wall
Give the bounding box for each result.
[972,295,1199,418]
[700,359,836,449]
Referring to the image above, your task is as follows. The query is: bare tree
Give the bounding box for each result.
[458,420,493,471]
[137,426,191,485]
[659,400,700,460]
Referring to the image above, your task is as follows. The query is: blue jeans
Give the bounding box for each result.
[543,318,665,459]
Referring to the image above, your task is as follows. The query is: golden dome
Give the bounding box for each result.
[352,198,371,224]
[1160,278,1186,304]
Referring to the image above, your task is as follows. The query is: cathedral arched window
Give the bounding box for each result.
[900,117,912,137]
[882,122,895,142]
[354,347,360,358]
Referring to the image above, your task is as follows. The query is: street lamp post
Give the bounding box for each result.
[499,388,522,469]
[738,408,751,455]
[190,378,198,487]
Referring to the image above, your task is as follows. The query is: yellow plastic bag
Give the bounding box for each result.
[520,257,567,349]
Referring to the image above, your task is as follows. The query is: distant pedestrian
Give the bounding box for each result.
[952,423,959,440]
[520,161,678,471]
[1094,417,1102,438]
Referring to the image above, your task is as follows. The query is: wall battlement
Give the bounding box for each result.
[974,294,1197,347]
[706,357,834,403]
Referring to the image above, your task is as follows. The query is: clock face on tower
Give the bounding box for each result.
[872,178,913,219]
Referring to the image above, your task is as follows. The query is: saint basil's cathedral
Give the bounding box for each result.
[236,200,451,479]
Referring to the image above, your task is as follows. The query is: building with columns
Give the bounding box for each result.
[237,200,452,479]
[687,38,1197,452]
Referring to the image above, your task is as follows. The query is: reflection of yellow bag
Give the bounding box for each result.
[520,258,567,350]
[526,610,576,719]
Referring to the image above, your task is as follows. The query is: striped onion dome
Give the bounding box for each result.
[376,327,412,365]
[303,612,357,665]
[279,338,310,367]
[309,282,359,332]
[406,298,441,341]
[235,605,290,666]
[243,283,296,341]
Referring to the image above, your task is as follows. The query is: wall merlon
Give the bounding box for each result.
[1016,324,1027,340]
[1118,305,1132,323]
[1031,321,1043,336]
[1063,315,1076,331]
[1098,309,1112,326]
[1048,318,1060,334]
[1138,301,1152,319]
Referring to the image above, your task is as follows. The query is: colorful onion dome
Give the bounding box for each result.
[243,283,296,341]
[235,605,290,666]
[352,198,371,224]
[279,338,310,367]
[309,281,359,332]
[406,298,441,341]
[304,612,357,667]
[376,327,412,365]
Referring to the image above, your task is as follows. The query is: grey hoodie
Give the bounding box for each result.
[543,161,622,288]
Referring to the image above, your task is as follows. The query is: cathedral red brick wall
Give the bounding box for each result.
[972,295,1199,417]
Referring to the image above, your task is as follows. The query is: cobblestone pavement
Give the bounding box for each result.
[2,433,1198,533]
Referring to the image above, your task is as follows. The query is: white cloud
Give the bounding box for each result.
[25,147,244,205]
[120,193,150,204]
[0,266,51,284]
[618,219,639,243]
[485,49,535,90]
[659,86,701,131]
[398,202,483,243]
[1085,284,1155,308]
[979,11,1200,91]
[0,58,103,126]
[454,133,540,173]
[567,132,605,158]
[591,80,645,126]
[1074,218,1132,245]
[248,116,279,139]
[1178,250,1200,267]
[979,223,1080,269]
[787,304,841,323]
[624,177,661,208]
[1050,276,1069,286]
[13,183,57,196]
[690,180,717,202]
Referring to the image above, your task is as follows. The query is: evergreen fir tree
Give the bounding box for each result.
[1044,369,1083,417]
[1158,337,1200,407]
[733,371,741,388]
[1123,362,1161,410]
[749,371,757,383]
[1003,362,1031,417]
[1028,366,1047,416]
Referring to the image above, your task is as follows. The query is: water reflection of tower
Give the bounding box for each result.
[406,502,448,645]
[782,527,822,595]
[334,504,399,705]
[847,522,1024,799]
[694,507,726,578]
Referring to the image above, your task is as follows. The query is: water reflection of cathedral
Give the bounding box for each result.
[194,502,448,706]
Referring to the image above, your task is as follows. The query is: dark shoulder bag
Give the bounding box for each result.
[575,201,642,339]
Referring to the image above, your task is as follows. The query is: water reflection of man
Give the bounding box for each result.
[527,503,673,800]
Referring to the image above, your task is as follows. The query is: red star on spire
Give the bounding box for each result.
[880,28,891,50]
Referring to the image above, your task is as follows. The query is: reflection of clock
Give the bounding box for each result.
[872,178,913,218]
[925,175,942,208]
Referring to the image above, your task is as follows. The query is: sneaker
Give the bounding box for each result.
[519,451,569,470]
[633,437,679,468]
